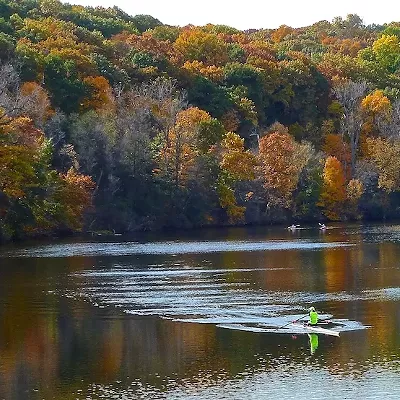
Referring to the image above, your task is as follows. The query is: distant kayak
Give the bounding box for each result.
[288,224,300,230]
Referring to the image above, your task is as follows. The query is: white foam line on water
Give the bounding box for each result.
[217,323,272,333]
[2,240,354,258]
[77,271,400,304]
[75,281,400,320]
[61,259,396,335]
[74,267,294,277]
[91,282,250,291]
[172,316,280,324]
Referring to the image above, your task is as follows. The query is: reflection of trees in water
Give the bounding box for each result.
[1,230,400,398]
[0,258,61,399]
[1,289,399,399]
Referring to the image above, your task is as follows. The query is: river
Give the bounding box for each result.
[0,223,399,399]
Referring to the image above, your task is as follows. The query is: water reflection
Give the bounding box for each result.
[0,224,399,399]
[308,334,319,355]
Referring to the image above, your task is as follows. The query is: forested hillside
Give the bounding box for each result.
[1,0,400,240]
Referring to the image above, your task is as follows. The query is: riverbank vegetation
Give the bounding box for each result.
[1,0,400,240]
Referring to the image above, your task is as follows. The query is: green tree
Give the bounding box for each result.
[43,55,89,113]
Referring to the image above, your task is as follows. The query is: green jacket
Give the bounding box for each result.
[309,310,318,325]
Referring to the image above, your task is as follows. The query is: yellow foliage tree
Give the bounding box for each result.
[56,168,95,231]
[220,132,256,181]
[157,107,212,187]
[347,179,364,202]
[362,90,392,117]
[361,90,392,136]
[346,178,364,218]
[182,60,224,82]
[218,132,256,223]
[318,156,346,220]
[217,182,246,223]
[366,137,400,193]
[372,34,400,71]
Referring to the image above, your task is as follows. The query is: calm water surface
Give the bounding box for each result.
[0,224,399,399]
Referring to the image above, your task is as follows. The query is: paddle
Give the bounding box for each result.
[275,313,309,331]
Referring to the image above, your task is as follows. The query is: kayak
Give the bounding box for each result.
[292,322,340,337]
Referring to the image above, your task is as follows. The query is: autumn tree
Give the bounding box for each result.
[346,178,364,218]
[322,133,351,178]
[366,137,400,193]
[155,107,212,188]
[372,34,400,73]
[361,90,392,136]
[0,115,37,201]
[0,110,94,239]
[81,76,114,112]
[333,80,368,177]
[55,168,95,231]
[318,156,346,220]
[174,27,229,66]
[258,127,312,207]
[271,25,293,43]
[218,132,256,223]
[3,1,400,233]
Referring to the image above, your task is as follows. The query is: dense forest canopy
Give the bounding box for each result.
[1,0,400,240]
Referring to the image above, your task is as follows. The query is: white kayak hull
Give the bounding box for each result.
[292,322,340,337]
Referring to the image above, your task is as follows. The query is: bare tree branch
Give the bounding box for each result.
[333,80,368,177]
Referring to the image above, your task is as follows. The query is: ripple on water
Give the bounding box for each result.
[82,363,400,400]
[62,263,380,334]
[1,239,353,258]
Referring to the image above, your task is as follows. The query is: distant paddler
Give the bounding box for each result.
[308,306,319,325]
[288,224,300,231]
[318,222,327,230]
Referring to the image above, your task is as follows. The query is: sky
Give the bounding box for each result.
[60,0,398,30]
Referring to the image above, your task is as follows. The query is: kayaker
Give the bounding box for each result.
[308,306,318,325]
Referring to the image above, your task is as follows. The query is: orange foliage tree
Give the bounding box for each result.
[174,27,229,66]
[271,25,294,43]
[19,81,53,126]
[82,76,114,111]
[220,109,240,132]
[258,129,311,207]
[182,60,224,82]
[318,156,346,220]
[56,168,95,231]
[322,134,351,178]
